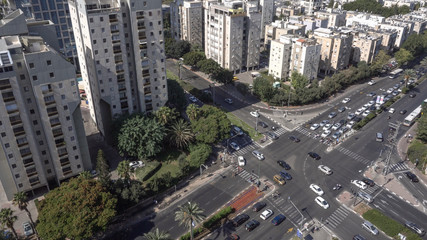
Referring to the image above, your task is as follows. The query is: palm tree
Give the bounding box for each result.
[0,208,18,239]
[12,192,38,238]
[186,104,199,121]
[168,119,194,149]
[403,69,415,87]
[117,160,131,181]
[143,228,170,240]
[155,106,178,126]
[175,202,205,240]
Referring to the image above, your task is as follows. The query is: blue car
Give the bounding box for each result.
[280,170,292,180]
[271,214,286,225]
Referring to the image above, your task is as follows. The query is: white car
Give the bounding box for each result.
[315,196,330,209]
[323,124,332,131]
[355,108,364,115]
[321,130,331,138]
[22,222,34,236]
[389,108,395,113]
[230,142,240,151]
[318,165,332,175]
[387,88,394,94]
[368,100,375,106]
[342,98,351,104]
[310,123,320,130]
[309,184,324,196]
[361,105,369,111]
[346,121,356,128]
[238,156,245,166]
[129,161,145,169]
[368,80,376,85]
[189,96,197,103]
[252,150,264,160]
[362,110,370,117]
[319,120,329,127]
[362,221,379,235]
[332,123,341,130]
[351,180,368,190]
[260,209,274,220]
[250,111,260,118]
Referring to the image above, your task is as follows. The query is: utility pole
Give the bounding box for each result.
[288,196,304,229]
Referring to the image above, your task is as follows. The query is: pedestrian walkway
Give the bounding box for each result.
[273,127,287,136]
[231,141,261,157]
[360,184,382,196]
[387,162,410,173]
[266,195,306,227]
[227,186,264,213]
[324,205,350,229]
[231,166,259,183]
[335,146,371,165]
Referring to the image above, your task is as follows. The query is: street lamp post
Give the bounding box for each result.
[286,89,291,117]
[178,57,184,80]
[288,196,304,229]
[255,110,259,132]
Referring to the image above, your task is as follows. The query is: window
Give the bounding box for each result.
[47,169,52,174]
[64,106,68,110]
[50,72,54,78]
[93,40,97,44]
[33,120,38,125]
[61,94,65,99]
[44,160,49,164]
[20,74,25,80]
[66,116,70,121]
[103,38,106,43]
[8,154,13,159]
[100,17,103,21]
[71,81,75,86]
[149,22,153,26]
[73,146,77,150]
[90,18,93,23]
[74,155,79,159]
[30,109,35,114]
[5,143,9,148]
[39,140,44,145]
[149,11,152,16]
[36,130,41,135]
[18,184,23,188]
[15,174,19,179]
[47,60,52,65]
[95,50,98,55]
[77,164,81,169]
[42,150,46,155]
[59,83,63,88]
[32,75,38,81]
[91,29,95,34]
[104,49,108,53]
[1,132,6,137]
[68,126,73,131]
[29,63,34,68]
[17,62,22,68]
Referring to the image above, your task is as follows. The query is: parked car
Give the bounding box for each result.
[189,96,197,103]
[321,130,331,138]
[332,123,341,130]
[309,184,324,196]
[277,160,291,170]
[405,221,426,236]
[368,80,376,85]
[258,121,268,128]
[353,234,366,240]
[129,161,145,169]
[273,175,286,185]
[252,150,264,160]
[230,142,240,151]
[271,214,286,226]
[224,98,233,104]
[232,126,244,136]
[388,108,395,113]
[289,136,300,142]
[279,170,292,180]
[319,120,329,127]
[348,113,356,120]
[238,156,246,166]
[315,196,329,209]
[260,209,274,220]
[323,124,332,131]
[405,172,419,182]
[22,222,34,236]
[266,131,279,140]
[339,127,349,134]
[332,132,341,139]
[308,152,321,160]
[318,165,332,175]
[346,121,356,128]
[409,93,416,98]
[361,221,379,235]
[342,98,351,103]
[339,119,347,125]
[362,110,371,117]
[338,107,346,113]
[245,219,260,231]
[252,202,266,212]
[232,214,249,227]
[355,108,364,115]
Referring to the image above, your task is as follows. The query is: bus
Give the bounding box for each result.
[403,105,422,126]
[389,68,403,79]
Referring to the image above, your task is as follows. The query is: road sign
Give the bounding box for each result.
[297,229,303,238]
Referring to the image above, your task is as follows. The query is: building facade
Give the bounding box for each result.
[351,31,382,64]
[69,0,168,139]
[260,0,274,40]
[264,20,305,47]
[314,8,346,28]
[290,37,321,80]
[0,10,90,201]
[268,35,293,80]
[180,0,204,48]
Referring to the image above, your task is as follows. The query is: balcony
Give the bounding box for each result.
[55,138,66,148]
[58,148,68,157]
[47,110,58,117]
[20,148,32,158]
[146,104,153,111]
[2,94,15,102]
[0,79,11,90]
[13,126,25,136]
[117,77,125,83]
[137,23,146,30]
[29,177,40,186]
[53,129,63,138]
[110,25,119,33]
[41,85,53,94]
[9,116,22,126]
[109,15,118,22]
[113,47,122,54]
[144,88,151,95]
[26,167,38,177]
[62,166,73,175]
[60,157,70,167]
[116,69,124,74]
[138,33,147,40]
[120,102,129,109]
[136,13,144,20]
[23,158,34,167]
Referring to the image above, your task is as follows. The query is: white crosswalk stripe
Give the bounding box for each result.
[267,195,306,226]
[387,162,409,173]
[362,185,381,196]
[295,126,311,137]
[335,146,370,165]
[324,206,350,228]
[232,166,259,183]
[231,142,261,157]
[273,128,287,136]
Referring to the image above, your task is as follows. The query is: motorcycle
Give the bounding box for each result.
[333,184,342,190]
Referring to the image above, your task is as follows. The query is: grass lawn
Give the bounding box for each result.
[167,69,195,93]
[407,139,427,173]
[226,112,262,141]
[144,148,185,183]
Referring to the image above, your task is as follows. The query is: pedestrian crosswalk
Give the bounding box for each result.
[267,195,306,227]
[232,166,259,183]
[232,142,261,156]
[295,126,311,137]
[361,185,381,196]
[335,146,371,165]
[324,206,350,229]
[387,162,409,173]
[273,127,287,136]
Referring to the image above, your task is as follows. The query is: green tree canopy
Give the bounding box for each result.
[165,38,191,59]
[343,0,410,17]
[394,48,414,66]
[0,208,18,239]
[36,178,117,240]
[183,51,206,67]
[190,105,231,144]
[253,76,276,101]
[175,202,205,240]
[117,160,131,181]
[155,106,179,126]
[168,119,194,149]
[167,79,187,111]
[143,228,170,240]
[196,59,221,75]
[96,149,111,187]
[370,50,391,75]
[118,114,166,159]
[211,68,234,84]
[290,71,309,90]
[186,104,200,121]
[187,143,212,168]
[328,0,334,8]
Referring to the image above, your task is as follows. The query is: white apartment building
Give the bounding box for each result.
[289,15,328,33]
[170,0,184,40]
[314,8,346,28]
[180,1,204,48]
[268,35,294,79]
[351,31,382,64]
[383,0,415,10]
[204,1,261,73]
[69,0,168,140]
[260,0,275,40]
[0,10,91,201]
[290,37,321,80]
[345,12,385,28]
[380,22,410,48]
[300,0,322,15]
[264,20,306,46]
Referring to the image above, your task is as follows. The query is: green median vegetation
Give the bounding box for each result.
[353,112,377,130]
[362,209,421,240]
[226,112,263,141]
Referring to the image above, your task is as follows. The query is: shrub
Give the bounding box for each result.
[187,143,212,168]
[402,87,409,94]
[407,140,427,172]
[354,113,376,130]
[236,82,249,96]
[179,227,203,240]
[203,206,234,229]
[135,161,162,181]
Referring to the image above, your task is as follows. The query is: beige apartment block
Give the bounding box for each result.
[264,21,305,47]
[275,6,302,18]
[260,0,274,40]
[290,37,321,80]
[312,28,352,74]
[180,1,204,48]
[69,0,168,140]
[351,31,382,64]
[204,1,261,73]
[379,22,410,48]
[314,8,346,28]
[0,10,91,201]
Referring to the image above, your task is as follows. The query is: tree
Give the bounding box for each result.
[143,228,170,240]
[36,178,117,240]
[290,71,308,90]
[187,143,212,168]
[328,0,334,8]
[168,119,194,149]
[403,69,415,87]
[155,106,178,126]
[183,51,206,67]
[165,38,191,59]
[111,179,145,210]
[210,68,234,84]
[421,57,427,67]
[370,50,391,75]
[175,202,205,240]
[253,76,276,101]
[190,105,231,144]
[0,208,18,239]
[12,192,38,238]
[186,104,200,121]
[196,59,221,75]
[118,114,166,159]
[96,149,111,187]
[167,79,187,111]
[149,176,164,193]
[79,171,92,179]
[117,160,131,181]
[417,105,427,143]
[395,48,414,66]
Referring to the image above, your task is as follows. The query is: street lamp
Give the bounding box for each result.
[288,196,304,229]
[255,110,259,132]
[178,57,184,80]
[209,84,215,104]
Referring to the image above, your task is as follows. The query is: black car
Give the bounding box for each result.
[289,136,300,142]
[362,178,375,187]
[405,172,419,182]
[252,202,266,212]
[400,110,407,114]
[308,152,321,160]
[353,235,366,240]
[280,170,292,180]
[245,219,260,231]
[354,117,362,122]
[369,105,377,111]
[231,214,249,227]
[258,122,268,128]
[339,119,347,125]
[277,160,291,170]
[409,93,416,98]
[266,132,279,140]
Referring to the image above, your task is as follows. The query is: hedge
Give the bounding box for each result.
[203,206,234,229]
[179,227,204,240]
[362,209,421,240]
[136,161,162,181]
[353,113,376,130]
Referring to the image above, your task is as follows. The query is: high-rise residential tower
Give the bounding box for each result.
[0,10,91,201]
[69,0,168,139]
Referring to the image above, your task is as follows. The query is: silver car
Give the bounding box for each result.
[362,221,379,235]
[252,150,264,160]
